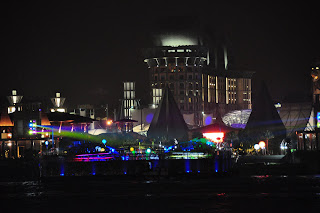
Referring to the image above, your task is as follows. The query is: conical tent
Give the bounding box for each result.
[148,86,189,140]
[245,82,286,138]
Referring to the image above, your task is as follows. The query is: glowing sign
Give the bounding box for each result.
[317,112,320,128]
[203,132,224,143]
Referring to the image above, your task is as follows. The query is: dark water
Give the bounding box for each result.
[1,175,320,213]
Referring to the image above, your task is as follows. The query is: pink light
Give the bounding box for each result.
[203,132,224,143]
[75,153,112,157]
[73,156,114,162]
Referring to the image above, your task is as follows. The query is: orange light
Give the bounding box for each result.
[7,133,12,139]
[106,120,113,125]
[203,132,224,143]
[259,141,266,148]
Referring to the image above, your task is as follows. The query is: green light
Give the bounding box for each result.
[29,130,33,135]
[146,148,151,154]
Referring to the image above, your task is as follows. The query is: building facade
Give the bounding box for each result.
[143,32,254,126]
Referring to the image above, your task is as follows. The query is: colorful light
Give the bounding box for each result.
[203,132,224,143]
[146,148,151,154]
[259,141,266,149]
[102,139,107,145]
[254,144,260,150]
[130,147,134,152]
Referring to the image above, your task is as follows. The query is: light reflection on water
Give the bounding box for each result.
[1,176,319,212]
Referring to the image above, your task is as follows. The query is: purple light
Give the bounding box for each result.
[75,153,113,157]
[146,113,154,123]
[205,116,212,125]
[73,156,114,162]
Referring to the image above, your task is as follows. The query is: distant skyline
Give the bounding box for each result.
[2,3,319,110]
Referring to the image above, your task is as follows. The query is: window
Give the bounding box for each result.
[179,83,184,89]
[179,75,184,80]
[188,75,193,80]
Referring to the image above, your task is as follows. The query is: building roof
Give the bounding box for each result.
[40,111,51,126]
[114,119,138,123]
[192,107,236,133]
[0,110,13,127]
[148,86,189,140]
[245,82,286,137]
[46,112,94,123]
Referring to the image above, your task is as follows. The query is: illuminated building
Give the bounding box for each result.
[7,90,23,113]
[143,31,254,126]
[120,82,138,119]
[71,104,95,119]
[296,58,320,150]
[50,92,66,113]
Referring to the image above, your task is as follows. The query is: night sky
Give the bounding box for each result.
[2,2,319,110]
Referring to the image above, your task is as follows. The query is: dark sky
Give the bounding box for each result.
[2,2,319,110]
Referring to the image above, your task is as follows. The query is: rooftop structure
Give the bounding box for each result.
[143,31,254,127]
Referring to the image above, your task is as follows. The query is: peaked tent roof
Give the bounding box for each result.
[191,106,236,133]
[148,86,188,140]
[0,110,14,127]
[40,111,51,126]
[245,82,286,137]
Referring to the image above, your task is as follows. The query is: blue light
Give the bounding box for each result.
[45,141,49,146]
[186,170,190,173]
[205,115,212,125]
[198,170,200,173]
[215,169,218,173]
[124,172,127,174]
[146,113,154,123]
[60,164,65,176]
[102,139,107,145]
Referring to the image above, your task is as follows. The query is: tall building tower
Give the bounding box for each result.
[144,32,208,126]
[143,31,254,126]
[120,82,138,119]
[7,90,23,113]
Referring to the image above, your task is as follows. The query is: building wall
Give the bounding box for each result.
[144,45,253,126]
